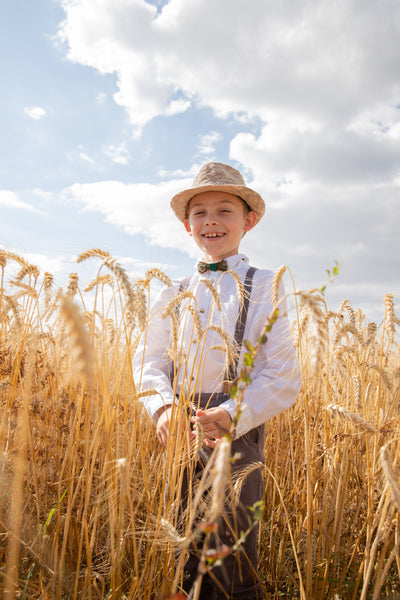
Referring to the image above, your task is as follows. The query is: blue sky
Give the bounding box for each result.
[1,0,399,322]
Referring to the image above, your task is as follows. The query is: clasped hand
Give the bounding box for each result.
[156,406,232,449]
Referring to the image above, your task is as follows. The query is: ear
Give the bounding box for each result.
[184,218,192,235]
[243,210,257,232]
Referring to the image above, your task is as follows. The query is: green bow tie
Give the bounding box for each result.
[197,259,228,273]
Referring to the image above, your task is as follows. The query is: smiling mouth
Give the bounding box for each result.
[203,232,225,238]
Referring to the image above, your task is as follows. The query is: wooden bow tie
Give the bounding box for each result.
[197,259,228,273]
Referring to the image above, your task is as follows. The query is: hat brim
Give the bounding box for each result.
[170,184,265,224]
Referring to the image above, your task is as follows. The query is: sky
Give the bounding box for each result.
[1,0,399,323]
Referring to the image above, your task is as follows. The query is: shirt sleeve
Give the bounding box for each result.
[132,284,178,422]
[218,282,302,438]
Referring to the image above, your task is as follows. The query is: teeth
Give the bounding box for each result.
[205,233,223,238]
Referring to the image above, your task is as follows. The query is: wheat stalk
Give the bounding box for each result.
[380,444,400,511]
[384,293,396,347]
[208,436,231,523]
[133,283,147,331]
[15,263,40,282]
[225,270,245,307]
[272,265,288,306]
[1,250,30,269]
[297,290,327,376]
[103,257,137,327]
[66,273,79,298]
[338,299,356,325]
[60,295,95,386]
[199,278,222,311]
[84,274,114,293]
[162,290,196,320]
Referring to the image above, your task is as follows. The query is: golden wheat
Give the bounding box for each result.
[199,278,222,311]
[380,443,400,511]
[59,295,95,386]
[272,265,287,307]
[0,250,399,599]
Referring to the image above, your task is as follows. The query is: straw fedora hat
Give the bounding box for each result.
[170,162,265,224]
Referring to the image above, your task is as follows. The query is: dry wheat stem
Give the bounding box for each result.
[208,436,231,522]
[296,290,327,377]
[380,444,400,511]
[0,247,399,599]
[102,257,137,327]
[60,296,95,386]
[233,461,264,502]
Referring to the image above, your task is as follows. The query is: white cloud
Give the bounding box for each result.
[79,152,95,164]
[102,142,131,165]
[165,97,191,116]
[55,0,400,320]
[197,131,222,156]
[62,178,199,257]
[58,0,400,130]
[24,106,46,120]
[96,92,107,104]
[58,167,399,319]
[0,190,42,213]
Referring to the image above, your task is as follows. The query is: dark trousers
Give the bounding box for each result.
[179,398,266,599]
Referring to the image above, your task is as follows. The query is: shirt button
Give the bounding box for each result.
[193,340,197,344]
[200,308,205,313]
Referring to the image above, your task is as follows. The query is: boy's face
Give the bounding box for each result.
[183,191,257,263]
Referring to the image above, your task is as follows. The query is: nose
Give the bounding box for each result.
[204,212,219,225]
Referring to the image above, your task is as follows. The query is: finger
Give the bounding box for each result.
[203,437,219,449]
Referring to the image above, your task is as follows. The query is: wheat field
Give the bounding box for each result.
[0,248,399,599]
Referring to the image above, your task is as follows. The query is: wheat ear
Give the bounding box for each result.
[15,263,40,282]
[84,274,114,292]
[384,293,396,346]
[103,257,136,326]
[326,404,375,433]
[272,265,287,306]
[144,268,172,287]
[66,273,79,298]
[76,248,111,263]
[200,278,222,311]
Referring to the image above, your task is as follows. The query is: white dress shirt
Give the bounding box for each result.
[132,254,301,438]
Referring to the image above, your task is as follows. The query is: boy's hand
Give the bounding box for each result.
[156,406,174,447]
[192,407,232,448]
[156,406,194,448]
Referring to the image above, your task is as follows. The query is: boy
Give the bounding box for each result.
[133,162,301,599]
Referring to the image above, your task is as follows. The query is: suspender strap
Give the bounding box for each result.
[177,267,257,384]
[226,266,257,382]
